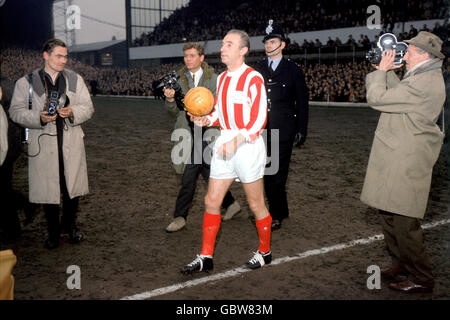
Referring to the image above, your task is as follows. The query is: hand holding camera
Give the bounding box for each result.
[40,110,57,123]
[41,91,72,123]
[153,71,185,111]
[57,105,73,118]
[374,50,403,72]
[164,87,176,102]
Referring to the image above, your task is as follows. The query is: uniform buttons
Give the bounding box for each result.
[282,84,286,87]
[268,79,272,82]
[268,89,271,92]
[268,99,271,102]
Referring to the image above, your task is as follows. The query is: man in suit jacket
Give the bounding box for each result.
[254,20,309,230]
[164,42,240,233]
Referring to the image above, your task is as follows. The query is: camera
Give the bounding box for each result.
[366,33,408,66]
[47,91,60,116]
[153,71,182,93]
[152,71,185,111]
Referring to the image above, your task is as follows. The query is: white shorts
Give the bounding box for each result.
[210,130,266,183]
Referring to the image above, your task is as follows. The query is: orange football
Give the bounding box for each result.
[184,86,215,116]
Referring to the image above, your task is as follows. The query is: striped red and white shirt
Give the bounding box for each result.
[206,63,267,143]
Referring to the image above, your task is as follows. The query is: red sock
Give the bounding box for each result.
[200,212,221,256]
[255,214,272,253]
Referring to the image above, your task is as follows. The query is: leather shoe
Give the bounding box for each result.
[166,217,186,233]
[381,266,408,281]
[389,279,433,293]
[62,225,85,243]
[222,201,241,221]
[271,219,282,231]
[68,227,85,243]
[44,238,60,249]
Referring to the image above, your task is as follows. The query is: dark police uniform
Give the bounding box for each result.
[254,21,309,229]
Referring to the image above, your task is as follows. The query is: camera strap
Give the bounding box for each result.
[22,73,33,143]
[27,73,33,110]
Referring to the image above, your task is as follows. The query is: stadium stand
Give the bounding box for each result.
[1,48,178,97]
[132,0,446,46]
[1,0,448,102]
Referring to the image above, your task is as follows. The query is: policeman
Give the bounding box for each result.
[254,20,309,230]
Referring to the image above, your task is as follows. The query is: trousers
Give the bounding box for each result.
[264,137,294,221]
[43,116,79,239]
[379,210,434,286]
[174,140,235,219]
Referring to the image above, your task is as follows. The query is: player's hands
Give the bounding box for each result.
[40,111,57,123]
[217,139,238,158]
[57,106,73,119]
[164,88,175,102]
[187,112,210,127]
[373,50,403,71]
[216,134,245,158]
[294,132,306,148]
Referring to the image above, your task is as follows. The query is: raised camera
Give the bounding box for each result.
[366,33,408,66]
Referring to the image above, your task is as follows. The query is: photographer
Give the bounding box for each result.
[163,42,240,233]
[9,39,94,249]
[361,31,446,293]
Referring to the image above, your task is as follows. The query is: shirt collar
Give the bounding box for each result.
[189,68,203,79]
[190,68,203,86]
[227,63,248,77]
[268,56,282,70]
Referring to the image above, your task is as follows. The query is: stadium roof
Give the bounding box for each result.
[68,39,125,53]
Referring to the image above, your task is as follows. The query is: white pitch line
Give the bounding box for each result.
[121,218,450,300]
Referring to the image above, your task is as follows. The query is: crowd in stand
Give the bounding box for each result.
[2,0,447,103]
[2,10,448,104]
[1,48,179,97]
[275,21,447,54]
[2,46,448,103]
[302,61,374,103]
[0,47,386,103]
[132,0,446,47]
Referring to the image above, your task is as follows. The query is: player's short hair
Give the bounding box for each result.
[226,29,250,55]
[182,42,205,56]
[42,39,67,55]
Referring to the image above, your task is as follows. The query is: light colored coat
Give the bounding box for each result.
[0,104,7,165]
[361,59,445,218]
[9,68,94,204]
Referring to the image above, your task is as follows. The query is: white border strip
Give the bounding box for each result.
[121,218,450,300]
